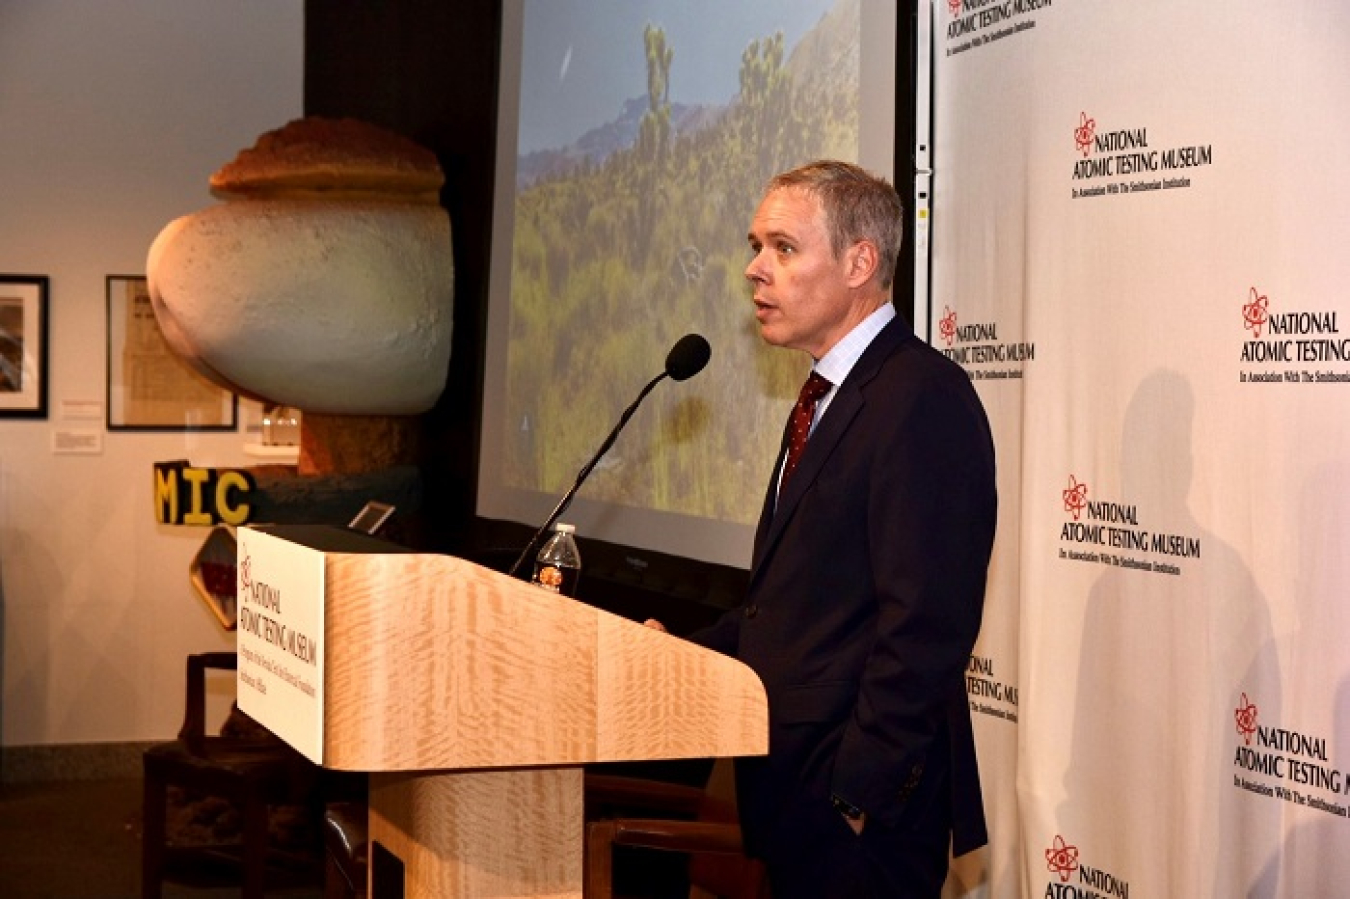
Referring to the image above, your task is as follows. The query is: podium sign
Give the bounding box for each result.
[235,526,326,763]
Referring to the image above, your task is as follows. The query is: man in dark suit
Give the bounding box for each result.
[659,160,996,897]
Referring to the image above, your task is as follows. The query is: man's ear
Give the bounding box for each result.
[844,239,881,288]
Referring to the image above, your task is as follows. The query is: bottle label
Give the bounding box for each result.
[532,563,579,598]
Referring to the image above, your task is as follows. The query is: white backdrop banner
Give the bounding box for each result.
[931,0,1350,895]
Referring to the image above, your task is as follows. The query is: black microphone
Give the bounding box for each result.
[665,333,711,381]
[507,333,712,579]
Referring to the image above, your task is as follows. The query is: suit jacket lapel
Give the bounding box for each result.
[749,316,913,581]
[752,441,786,556]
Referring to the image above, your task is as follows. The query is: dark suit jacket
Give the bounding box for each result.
[695,314,997,865]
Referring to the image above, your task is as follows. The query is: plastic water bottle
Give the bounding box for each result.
[532,522,581,597]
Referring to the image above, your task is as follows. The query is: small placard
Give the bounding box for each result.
[60,399,104,420]
[51,429,104,455]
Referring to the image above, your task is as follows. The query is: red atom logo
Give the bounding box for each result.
[1062,475,1088,521]
[1046,835,1080,883]
[1243,287,1269,338]
[1074,112,1096,158]
[1235,693,1259,746]
[238,555,252,594]
[948,0,963,16]
[939,306,958,347]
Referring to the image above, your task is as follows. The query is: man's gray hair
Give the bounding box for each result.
[766,160,904,289]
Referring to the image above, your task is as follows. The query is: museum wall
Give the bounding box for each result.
[0,1,303,760]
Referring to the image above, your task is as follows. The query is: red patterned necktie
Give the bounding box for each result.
[781,371,833,487]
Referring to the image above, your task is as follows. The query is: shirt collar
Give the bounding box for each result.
[814,302,896,392]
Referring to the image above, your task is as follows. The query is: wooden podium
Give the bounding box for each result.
[234,525,767,898]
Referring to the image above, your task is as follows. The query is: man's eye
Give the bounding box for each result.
[777,243,794,254]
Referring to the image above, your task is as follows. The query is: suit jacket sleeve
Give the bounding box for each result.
[829,362,996,828]
[688,601,742,657]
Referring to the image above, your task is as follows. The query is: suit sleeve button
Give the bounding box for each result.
[898,762,925,800]
[744,604,759,619]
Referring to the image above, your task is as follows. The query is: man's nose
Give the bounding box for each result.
[745,251,766,283]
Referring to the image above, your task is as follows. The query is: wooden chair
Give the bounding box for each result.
[322,800,369,899]
[141,651,321,899]
[584,762,769,899]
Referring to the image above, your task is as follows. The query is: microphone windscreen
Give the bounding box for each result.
[665,333,712,381]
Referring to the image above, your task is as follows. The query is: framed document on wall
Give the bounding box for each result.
[106,275,236,431]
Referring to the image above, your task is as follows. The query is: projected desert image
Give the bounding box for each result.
[501,0,863,524]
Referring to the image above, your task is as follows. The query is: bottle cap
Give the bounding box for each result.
[554,522,576,534]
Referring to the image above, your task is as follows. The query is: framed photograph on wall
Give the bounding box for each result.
[0,274,49,419]
[106,275,236,431]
